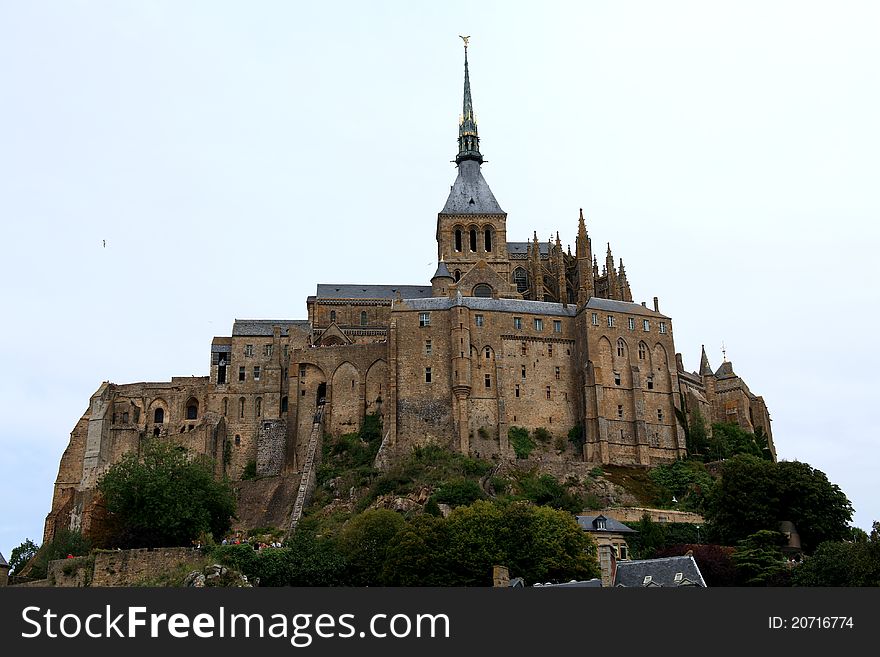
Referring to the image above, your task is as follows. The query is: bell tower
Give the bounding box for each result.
[436,37,510,291]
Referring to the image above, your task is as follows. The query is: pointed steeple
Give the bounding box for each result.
[440,38,503,215]
[699,345,713,376]
[593,255,599,278]
[618,258,632,302]
[576,208,588,258]
[456,38,483,165]
[576,208,594,305]
[529,231,542,301]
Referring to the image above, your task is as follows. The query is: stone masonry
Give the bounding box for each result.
[41,44,774,544]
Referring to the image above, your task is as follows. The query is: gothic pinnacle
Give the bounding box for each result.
[456,37,483,165]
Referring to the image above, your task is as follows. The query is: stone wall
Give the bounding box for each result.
[590,507,705,525]
[256,419,287,476]
[90,548,205,587]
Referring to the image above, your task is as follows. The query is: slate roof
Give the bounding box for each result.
[0,552,8,568]
[533,579,603,588]
[432,261,452,280]
[400,296,577,317]
[714,361,737,379]
[440,160,505,215]
[232,320,310,337]
[576,515,638,534]
[585,297,670,319]
[316,284,433,300]
[507,241,551,257]
[614,555,706,587]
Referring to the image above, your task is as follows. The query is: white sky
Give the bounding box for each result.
[1,1,878,558]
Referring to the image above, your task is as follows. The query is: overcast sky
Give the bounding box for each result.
[1,1,878,559]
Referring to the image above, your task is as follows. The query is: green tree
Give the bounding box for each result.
[629,513,667,559]
[775,460,853,553]
[8,538,39,575]
[336,509,405,586]
[508,504,599,584]
[687,407,709,456]
[98,440,236,548]
[382,514,451,586]
[731,530,788,586]
[705,455,852,553]
[793,523,880,586]
[649,459,715,513]
[210,532,346,586]
[432,478,485,507]
[383,501,598,586]
[25,530,91,580]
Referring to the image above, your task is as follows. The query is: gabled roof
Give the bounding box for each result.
[576,515,637,534]
[614,555,706,587]
[715,361,737,379]
[316,284,432,300]
[0,552,8,568]
[440,160,505,215]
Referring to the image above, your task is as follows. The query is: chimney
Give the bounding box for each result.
[653,296,659,312]
[597,544,617,587]
[492,565,511,588]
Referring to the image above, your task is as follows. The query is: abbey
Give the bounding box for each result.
[43,45,773,543]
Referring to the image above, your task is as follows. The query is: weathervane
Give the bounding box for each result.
[721,341,727,362]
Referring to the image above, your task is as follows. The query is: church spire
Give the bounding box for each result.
[456,37,483,165]
[699,345,714,376]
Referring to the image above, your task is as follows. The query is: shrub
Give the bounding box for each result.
[433,479,486,507]
[508,426,535,459]
[241,459,257,480]
[533,427,552,443]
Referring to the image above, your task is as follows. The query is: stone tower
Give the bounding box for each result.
[436,40,511,291]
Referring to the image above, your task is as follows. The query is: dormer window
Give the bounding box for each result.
[594,516,607,530]
[674,572,684,583]
[643,576,653,586]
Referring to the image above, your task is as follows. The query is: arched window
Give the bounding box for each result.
[473,284,492,298]
[513,268,528,294]
[617,339,626,357]
[454,269,461,282]
[638,342,647,360]
[454,228,462,252]
[484,227,493,252]
[330,310,336,324]
[360,311,368,326]
[234,434,241,446]
[186,399,199,420]
[255,397,262,417]
[469,228,477,252]
[153,407,164,424]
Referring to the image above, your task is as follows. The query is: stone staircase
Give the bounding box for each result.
[286,406,325,539]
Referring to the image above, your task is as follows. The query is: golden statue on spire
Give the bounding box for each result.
[459,35,470,48]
